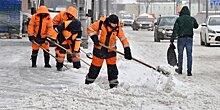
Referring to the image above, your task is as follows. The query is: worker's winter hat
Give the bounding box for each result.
[108,14,119,24]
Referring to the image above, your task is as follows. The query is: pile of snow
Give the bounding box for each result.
[2,36,218,109]
[11,36,217,109]
[18,59,218,109]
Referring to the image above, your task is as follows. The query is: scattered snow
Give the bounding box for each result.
[0,27,219,109]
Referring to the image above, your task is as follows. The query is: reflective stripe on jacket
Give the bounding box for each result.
[87,20,129,53]
[28,6,53,39]
[58,19,82,52]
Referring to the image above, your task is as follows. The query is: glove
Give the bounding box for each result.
[29,36,35,42]
[35,37,44,44]
[90,35,100,46]
[72,51,80,57]
[124,47,132,60]
[72,51,78,57]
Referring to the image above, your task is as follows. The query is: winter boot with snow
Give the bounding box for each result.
[56,62,63,71]
[175,68,182,74]
[109,84,118,89]
[44,51,51,68]
[85,79,93,84]
[187,71,192,76]
[31,50,38,67]
[73,61,81,69]
[31,56,37,67]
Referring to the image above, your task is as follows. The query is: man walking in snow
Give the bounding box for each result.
[85,14,132,88]
[170,6,198,76]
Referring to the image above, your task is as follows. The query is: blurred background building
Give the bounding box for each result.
[19,0,220,43]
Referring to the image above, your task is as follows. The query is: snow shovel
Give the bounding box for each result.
[79,48,93,59]
[167,44,177,66]
[32,41,69,69]
[99,43,170,75]
[46,38,91,66]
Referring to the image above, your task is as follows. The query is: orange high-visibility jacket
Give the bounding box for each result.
[87,19,129,53]
[53,6,77,26]
[52,6,77,40]
[28,6,53,39]
[58,19,82,52]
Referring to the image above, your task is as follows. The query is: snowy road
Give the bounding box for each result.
[0,27,219,109]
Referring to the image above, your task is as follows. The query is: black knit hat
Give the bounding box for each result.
[108,14,119,24]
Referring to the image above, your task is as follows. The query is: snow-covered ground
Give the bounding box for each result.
[0,27,219,110]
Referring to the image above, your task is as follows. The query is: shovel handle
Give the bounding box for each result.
[32,41,69,69]
[47,38,91,66]
[99,43,157,70]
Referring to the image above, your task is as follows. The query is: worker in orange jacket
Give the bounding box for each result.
[55,18,82,71]
[28,6,53,68]
[52,6,77,62]
[85,14,132,88]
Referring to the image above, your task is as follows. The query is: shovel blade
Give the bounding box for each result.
[156,66,171,76]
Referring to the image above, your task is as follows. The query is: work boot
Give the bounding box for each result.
[67,54,72,62]
[73,61,81,69]
[44,64,51,68]
[187,71,192,76]
[31,50,38,67]
[31,55,37,68]
[175,68,182,74]
[109,84,118,89]
[44,50,51,68]
[57,67,63,71]
[56,62,63,71]
[85,80,93,84]
[32,64,37,68]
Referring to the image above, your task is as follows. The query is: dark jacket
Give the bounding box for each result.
[171,6,198,42]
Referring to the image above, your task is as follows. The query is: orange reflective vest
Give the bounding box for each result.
[87,20,129,53]
[28,6,53,39]
[52,6,77,40]
[53,6,77,26]
[58,19,82,52]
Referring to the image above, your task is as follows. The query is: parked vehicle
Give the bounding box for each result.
[154,15,178,42]
[132,17,154,31]
[200,15,220,46]
[120,14,134,26]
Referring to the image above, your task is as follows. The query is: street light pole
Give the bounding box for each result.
[99,0,104,17]
[189,0,191,14]
[138,0,140,15]
[206,0,208,18]
[174,0,175,15]
[106,0,109,16]
[198,0,200,13]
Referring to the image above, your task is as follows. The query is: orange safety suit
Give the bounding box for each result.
[56,19,82,70]
[52,6,78,63]
[28,6,53,68]
[85,15,131,88]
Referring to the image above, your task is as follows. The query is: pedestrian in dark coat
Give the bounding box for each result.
[170,6,198,76]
